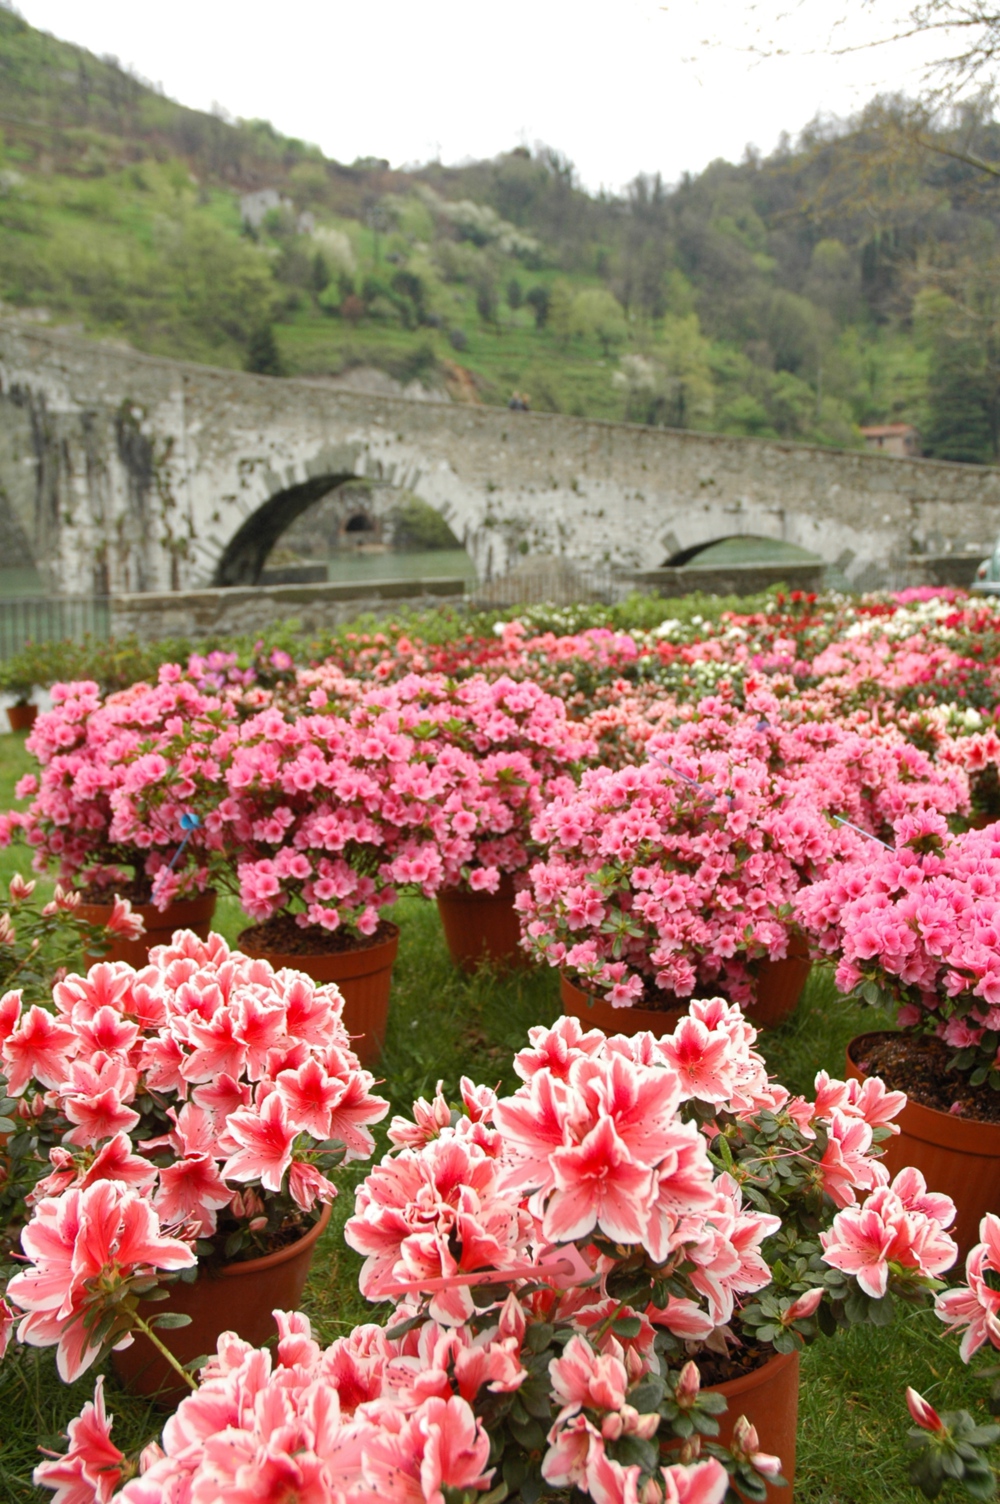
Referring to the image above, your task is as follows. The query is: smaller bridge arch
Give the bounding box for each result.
[662,534,823,568]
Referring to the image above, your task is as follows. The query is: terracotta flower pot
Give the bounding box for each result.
[711,1349,800,1501]
[112,1204,331,1403]
[5,702,37,733]
[437,874,528,973]
[749,935,812,1030]
[78,891,217,969]
[559,971,686,1038]
[237,923,399,1068]
[847,1032,1000,1258]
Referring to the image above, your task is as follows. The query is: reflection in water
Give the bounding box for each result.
[0,568,44,599]
[322,548,476,584]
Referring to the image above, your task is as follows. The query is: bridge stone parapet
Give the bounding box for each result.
[2,319,999,597]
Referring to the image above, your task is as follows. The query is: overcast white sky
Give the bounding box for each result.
[13,0,952,193]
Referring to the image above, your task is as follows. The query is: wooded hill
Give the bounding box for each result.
[3,3,1000,460]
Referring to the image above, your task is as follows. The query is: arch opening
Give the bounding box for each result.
[663,535,823,569]
[216,477,477,589]
[213,473,357,586]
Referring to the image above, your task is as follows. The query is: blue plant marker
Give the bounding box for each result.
[168,812,202,871]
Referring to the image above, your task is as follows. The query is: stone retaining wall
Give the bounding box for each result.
[108,577,467,641]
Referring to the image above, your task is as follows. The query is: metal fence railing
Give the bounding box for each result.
[0,597,111,660]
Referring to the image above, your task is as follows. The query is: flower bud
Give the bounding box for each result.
[782,1287,824,1324]
[601,1413,624,1440]
[639,1478,662,1504]
[676,1360,701,1407]
[249,1216,268,1232]
[0,915,15,946]
[53,885,80,912]
[906,1387,945,1434]
[8,874,34,903]
[731,1416,760,1458]
[498,1292,526,1344]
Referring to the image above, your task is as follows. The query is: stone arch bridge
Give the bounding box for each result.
[1,319,998,597]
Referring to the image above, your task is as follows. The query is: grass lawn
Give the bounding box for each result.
[0,731,989,1501]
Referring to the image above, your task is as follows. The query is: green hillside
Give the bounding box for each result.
[2,4,1000,455]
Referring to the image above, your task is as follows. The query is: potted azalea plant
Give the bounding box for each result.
[26,1001,956,1504]
[339,1003,955,1500]
[518,747,845,1034]
[2,675,233,963]
[0,928,388,1398]
[335,673,593,974]
[0,659,39,733]
[795,810,1000,1256]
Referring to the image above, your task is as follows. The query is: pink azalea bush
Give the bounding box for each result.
[120,670,592,929]
[796,814,1000,1091]
[32,1003,957,1504]
[0,929,388,1380]
[1,674,235,903]
[518,747,854,1006]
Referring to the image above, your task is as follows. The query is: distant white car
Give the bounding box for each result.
[973,545,1000,595]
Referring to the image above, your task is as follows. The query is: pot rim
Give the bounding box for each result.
[560,971,686,1031]
[708,1345,800,1399]
[437,873,519,902]
[237,920,400,975]
[76,890,218,919]
[206,1201,331,1281]
[848,1031,1000,1147]
[561,969,687,1021]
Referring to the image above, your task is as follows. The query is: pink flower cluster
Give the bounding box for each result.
[3,673,233,899]
[796,814,1000,1063]
[517,748,848,1004]
[31,1006,959,1504]
[1,930,388,1378]
[349,1007,953,1345]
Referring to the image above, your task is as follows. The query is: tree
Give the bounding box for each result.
[525,285,550,328]
[507,277,523,310]
[925,339,995,459]
[475,278,498,329]
[570,288,628,355]
[547,280,576,345]
[245,324,284,376]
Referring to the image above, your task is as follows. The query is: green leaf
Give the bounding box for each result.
[525,1322,554,1354]
[152,1312,193,1329]
[612,1316,643,1339]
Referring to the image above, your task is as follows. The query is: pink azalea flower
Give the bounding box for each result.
[820,1204,897,1297]
[549,1335,629,1419]
[545,1116,653,1245]
[936,1213,1000,1360]
[154,1153,233,1235]
[2,1006,78,1094]
[221,1091,298,1193]
[34,1376,124,1503]
[8,1181,195,1381]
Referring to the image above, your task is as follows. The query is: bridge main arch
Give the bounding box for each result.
[213,472,357,586]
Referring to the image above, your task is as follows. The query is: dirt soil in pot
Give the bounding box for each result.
[690,1340,783,1386]
[857,1033,1000,1124]
[570,973,715,1014]
[240,913,397,956]
[79,877,153,905]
